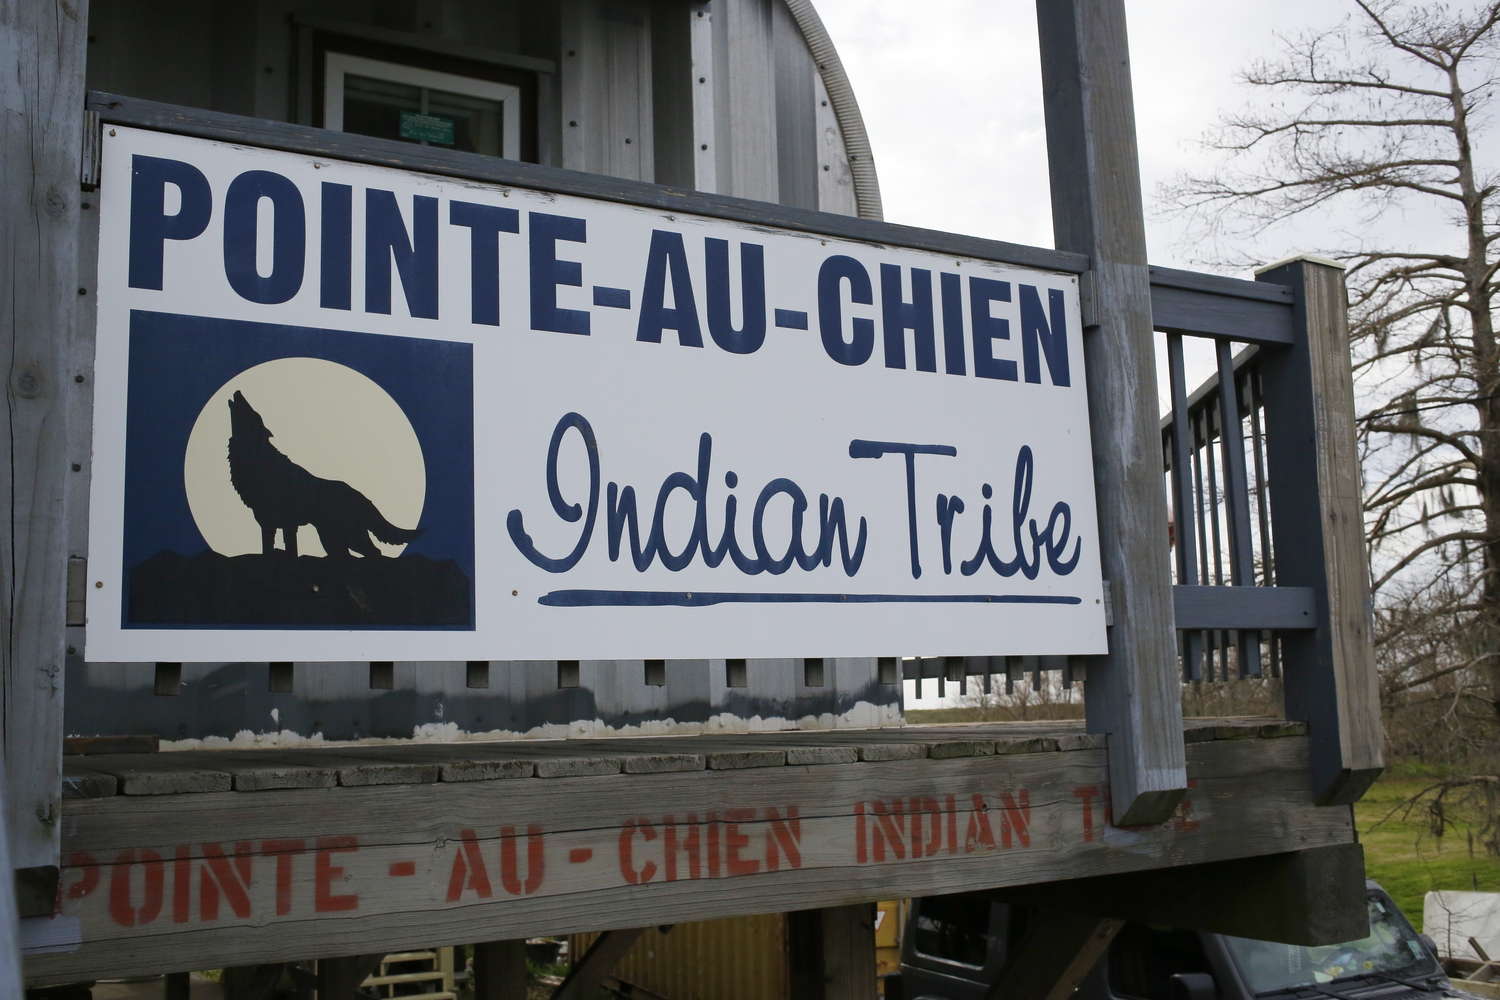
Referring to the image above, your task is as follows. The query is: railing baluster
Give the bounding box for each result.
[1249,366,1274,586]
[1204,405,1228,679]
[1191,407,1213,681]
[1249,366,1280,679]
[1166,334,1204,681]
[1215,340,1262,677]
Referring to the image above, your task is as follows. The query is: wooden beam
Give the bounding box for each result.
[471,941,527,1000]
[821,904,877,1000]
[1148,284,1295,345]
[985,909,1123,1000]
[990,843,1369,946]
[792,904,878,1000]
[24,733,1353,984]
[1172,585,1316,631]
[2,0,90,875]
[551,928,645,1000]
[1035,0,1186,824]
[1256,258,1384,805]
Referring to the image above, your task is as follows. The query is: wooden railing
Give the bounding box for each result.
[1155,260,1383,804]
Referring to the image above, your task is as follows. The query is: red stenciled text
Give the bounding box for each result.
[854,791,1030,863]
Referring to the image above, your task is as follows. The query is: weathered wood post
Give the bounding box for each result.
[821,904,878,1000]
[1035,0,1186,822]
[471,940,528,1000]
[1,0,91,883]
[0,766,22,992]
[788,905,879,1000]
[1256,256,1384,804]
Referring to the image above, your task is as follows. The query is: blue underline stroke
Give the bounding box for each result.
[539,590,1084,608]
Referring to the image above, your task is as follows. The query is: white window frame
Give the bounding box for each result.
[323,52,523,160]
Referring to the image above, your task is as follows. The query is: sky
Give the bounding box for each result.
[809,0,1363,709]
[813,0,1360,276]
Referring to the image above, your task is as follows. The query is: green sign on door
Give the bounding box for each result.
[399,111,456,145]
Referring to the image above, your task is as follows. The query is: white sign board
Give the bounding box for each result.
[86,126,1106,661]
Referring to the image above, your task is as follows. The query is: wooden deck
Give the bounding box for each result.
[27,718,1353,984]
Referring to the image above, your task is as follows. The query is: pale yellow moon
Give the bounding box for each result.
[184,358,426,558]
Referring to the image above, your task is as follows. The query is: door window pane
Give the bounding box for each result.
[342,75,421,145]
[325,53,519,159]
[341,75,504,157]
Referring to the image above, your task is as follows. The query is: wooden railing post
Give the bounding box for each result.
[1035,0,1186,823]
[788,905,879,1000]
[471,940,527,1000]
[1256,256,1384,804]
[2,0,90,875]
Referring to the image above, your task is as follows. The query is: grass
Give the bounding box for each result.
[1356,777,1500,928]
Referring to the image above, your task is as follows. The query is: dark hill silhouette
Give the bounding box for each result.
[129,549,470,626]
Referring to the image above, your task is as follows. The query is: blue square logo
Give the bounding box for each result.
[121,310,475,629]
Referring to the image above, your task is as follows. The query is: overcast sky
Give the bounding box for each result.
[811,0,1364,708]
[814,0,1358,277]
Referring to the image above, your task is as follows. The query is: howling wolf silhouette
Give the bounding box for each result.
[227,390,423,558]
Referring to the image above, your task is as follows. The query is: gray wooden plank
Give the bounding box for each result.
[441,759,535,782]
[621,754,706,774]
[231,766,339,793]
[170,749,436,789]
[1036,0,1187,824]
[85,92,1087,277]
[332,761,441,787]
[785,747,858,766]
[1256,258,1385,804]
[928,741,995,759]
[535,757,622,778]
[1148,266,1294,305]
[77,755,233,796]
[61,762,119,800]
[1150,284,1295,344]
[99,721,1276,795]
[1173,585,1316,630]
[2,0,89,871]
[706,750,786,769]
[32,738,1349,983]
[993,737,1063,755]
[55,736,1315,857]
[141,731,899,784]
[857,744,927,762]
[1258,721,1307,738]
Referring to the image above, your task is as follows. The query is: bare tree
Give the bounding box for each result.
[1162,0,1500,746]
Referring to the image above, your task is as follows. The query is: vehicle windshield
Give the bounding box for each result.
[1224,894,1432,995]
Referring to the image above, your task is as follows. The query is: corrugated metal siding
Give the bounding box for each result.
[67,657,903,743]
[572,913,788,1000]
